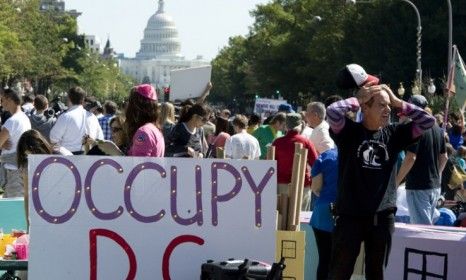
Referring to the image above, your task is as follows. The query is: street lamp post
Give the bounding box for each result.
[347,0,422,92]
[446,0,453,71]
[399,0,422,91]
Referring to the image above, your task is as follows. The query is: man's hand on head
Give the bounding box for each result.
[356,86,373,105]
[366,84,403,109]
[381,84,402,108]
[356,81,380,105]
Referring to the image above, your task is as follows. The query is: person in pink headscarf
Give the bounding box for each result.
[125,84,165,157]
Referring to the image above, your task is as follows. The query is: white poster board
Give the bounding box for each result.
[170,66,212,101]
[385,223,466,280]
[254,98,288,114]
[28,156,276,280]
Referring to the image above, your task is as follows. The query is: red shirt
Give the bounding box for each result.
[272,130,318,186]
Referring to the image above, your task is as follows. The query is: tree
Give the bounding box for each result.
[212,0,466,110]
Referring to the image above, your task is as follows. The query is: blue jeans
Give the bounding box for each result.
[406,188,440,225]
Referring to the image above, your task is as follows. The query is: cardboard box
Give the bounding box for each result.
[276,230,305,280]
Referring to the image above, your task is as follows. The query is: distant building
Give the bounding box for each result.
[84,35,101,54]
[119,0,209,88]
[40,0,64,12]
[39,0,81,17]
[102,38,116,59]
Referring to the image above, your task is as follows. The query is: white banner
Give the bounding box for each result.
[254,98,288,114]
[28,156,276,280]
[385,223,466,280]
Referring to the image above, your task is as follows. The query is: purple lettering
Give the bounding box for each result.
[31,157,81,224]
[242,166,275,227]
[211,162,242,226]
[124,162,167,223]
[84,159,124,220]
[170,165,203,226]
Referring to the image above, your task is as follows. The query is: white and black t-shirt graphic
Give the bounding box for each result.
[357,140,389,169]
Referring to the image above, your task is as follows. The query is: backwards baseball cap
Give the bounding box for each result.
[336,64,380,89]
[408,95,428,109]
[134,84,157,101]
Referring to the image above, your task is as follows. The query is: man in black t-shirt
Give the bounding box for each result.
[326,64,436,280]
[396,95,448,225]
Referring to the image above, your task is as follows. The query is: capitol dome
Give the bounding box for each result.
[136,0,181,59]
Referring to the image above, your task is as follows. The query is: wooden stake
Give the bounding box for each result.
[294,146,308,231]
[266,145,276,160]
[276,210,281,231]
[279,194,289,230]
[287,143,303,230]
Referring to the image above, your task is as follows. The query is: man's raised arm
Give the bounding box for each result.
[326,97,360,134]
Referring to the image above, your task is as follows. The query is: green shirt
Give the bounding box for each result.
[252,125,283,159]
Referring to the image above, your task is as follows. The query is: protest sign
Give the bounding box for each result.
[254,98,288,114]
[170,66,212,101]
[28,156,276,279]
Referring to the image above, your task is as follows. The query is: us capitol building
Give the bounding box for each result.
[119,0,209,87]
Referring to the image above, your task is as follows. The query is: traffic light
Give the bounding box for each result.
[163,87,170,102]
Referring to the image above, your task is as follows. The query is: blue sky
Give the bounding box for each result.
[66,0,269,60]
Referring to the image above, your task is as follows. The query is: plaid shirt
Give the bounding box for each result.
[98,114,114,140]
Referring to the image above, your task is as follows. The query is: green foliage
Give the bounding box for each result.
[211,36,251,105]
[0,0,134,104]
[72,52,134,104]
[211,0,466,110]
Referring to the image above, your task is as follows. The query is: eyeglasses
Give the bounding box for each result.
[111,127,123,133]
[196,115,208,123]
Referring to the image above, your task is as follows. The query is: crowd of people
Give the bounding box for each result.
[2,62,466,279]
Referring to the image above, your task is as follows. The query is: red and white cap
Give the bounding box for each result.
[336,64,380,89]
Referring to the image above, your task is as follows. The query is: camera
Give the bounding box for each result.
[44,108,55,118]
